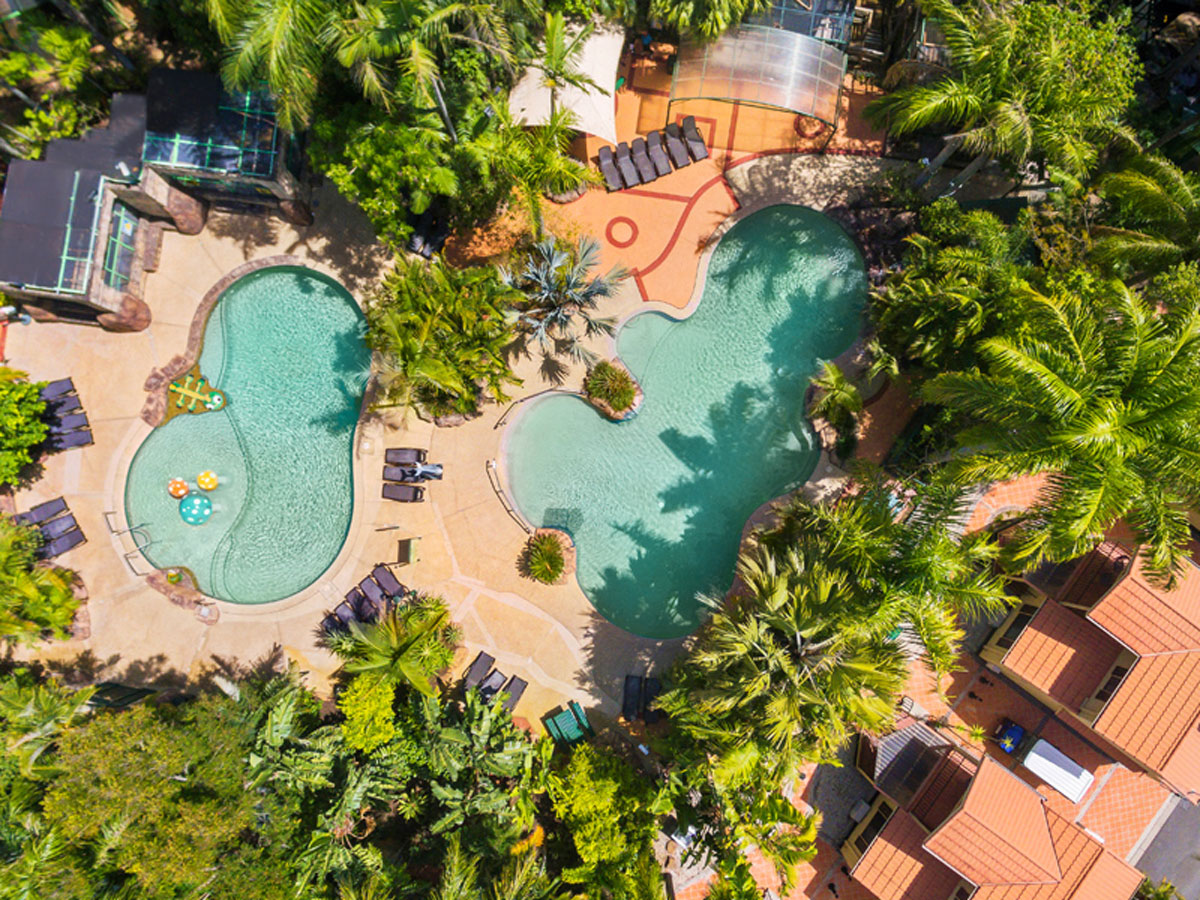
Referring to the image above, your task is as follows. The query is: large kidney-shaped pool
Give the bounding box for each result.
[125,266,370,604]
[505,205,866,638]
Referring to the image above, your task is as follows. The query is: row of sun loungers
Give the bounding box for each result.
[622,674,663,724]
[41,378,93,450]
[597,117,709,192]
[322,563,411,634]
[382,447,436,503]
[462,650,527,713]
[12,496,86,560]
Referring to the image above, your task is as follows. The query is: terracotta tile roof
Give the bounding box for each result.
[1078,767,1172,859]
[1088,557,1200,655]
[925,757,1060,886]
[965,474,1050,533]
[1002,600,1124,711]
[972,810,1142,900]
[1095,650,1200,787]
[850,809,963,900]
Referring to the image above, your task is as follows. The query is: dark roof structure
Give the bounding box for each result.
[0,94,145,294]
[142,69,279,179]
[873,721,953,806]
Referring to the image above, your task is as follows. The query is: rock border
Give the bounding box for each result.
[582,359,644,421]
[531,528,576,586]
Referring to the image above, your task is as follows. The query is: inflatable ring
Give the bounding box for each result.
[179,493,213,526]
[197,470,219,491]
[168,478,189,499]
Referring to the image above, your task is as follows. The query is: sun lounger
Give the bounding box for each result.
[642,677,663,724]
[544,701,595,745]
[47,394,82,415]
[49,428,93,450]
[12,497,68,527]
[383,464,420,483]
[501,676,528,713]
[646,131,672,176]
[40,378,75,400]
[385,447,426,464]
[664,124,690,168]
[35,528,84,559]
[464,651,495,689]
[49,413,88,434]
[478,669,507,702]
[615,142,640,188]
[622,675,643,721]
[372,564,405,597]
[382,483,424,502]
[359,576,386,607]
[356,593,383,622]
[597,145,623,191]
[630,138,657,183]
[40,514,78,541]
[682,116,709,161]
[321,613,341,634]
[334,600,357,626]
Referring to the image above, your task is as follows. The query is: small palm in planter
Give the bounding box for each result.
[585,361,636,413]
[522,533,565,584]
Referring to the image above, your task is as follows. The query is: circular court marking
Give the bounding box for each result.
[606,216,639,249]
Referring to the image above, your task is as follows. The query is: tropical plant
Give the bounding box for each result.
[526,12,595,118]
[522,533,565,584]
[647,0,770,41]
[329,597,459,696]
[338,673,397,754]
[432,833,563,900]
[1093,154,1200,277]
[808,361,861,457]
[1138,877,1183,900]
[503,236,625,372]
[924,267,1200,586]
[0,673,94,778]
[584,360,636,412]
[0,517,79,646]
[0,369,48,487]
[365,257,521,419]
[867,0,1141,183]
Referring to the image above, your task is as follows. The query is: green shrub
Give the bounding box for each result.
[0,368,47,487]
[585,361,636,412]
[339,673,396,754]
[523,533,565,584]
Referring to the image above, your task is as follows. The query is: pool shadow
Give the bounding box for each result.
[308,322,372,435]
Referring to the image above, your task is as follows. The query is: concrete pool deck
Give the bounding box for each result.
[6,112,916,728]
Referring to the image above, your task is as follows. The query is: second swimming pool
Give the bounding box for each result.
[505,205,867,638]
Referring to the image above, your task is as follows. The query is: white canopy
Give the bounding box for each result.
[507,25,624,145]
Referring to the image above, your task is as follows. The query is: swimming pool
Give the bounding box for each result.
[505,205,866,638]
[124,266,370,604]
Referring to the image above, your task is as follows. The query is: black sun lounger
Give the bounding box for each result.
[622,675,643,721]
[13,497,68,527]
[40,378,75,400]
[615,142,640,188]
[49,429,93,451]
[646,131,672,176]
[464,651,495,689]
[35,528,84,560]
[321,613,341,635]
[385,447,426,465]
[372,564,405,597]
[356,592,383,623]
[478,669,507,702]
[630,137,658,183]
[664,123,690,169]
[40,514,78,541]
[682,116,709,161]
[359,576,386,607]
[501,676,528,713]
[334,600,358,627]
[49,413,89,434]
[642,677,663,724]
[383,464,420,483]
[47,394,82,416]
[597,145,623,191]
[382,483,424,502]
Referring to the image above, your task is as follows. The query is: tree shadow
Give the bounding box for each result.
[203,210,282,261]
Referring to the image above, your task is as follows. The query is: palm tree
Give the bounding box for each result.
[923,277,1200,586]
[502,236,625,370]
[0,677,95,776]
[1093,155,1200,277]
[0,517,79,645]
[867,0,1139,187]
[332,601,456,696]
[480,105,598,238]
[526,12,597,118]
[808,361,863,452]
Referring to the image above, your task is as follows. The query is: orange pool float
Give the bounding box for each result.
[167,478,189,498]
[197,470,218,491]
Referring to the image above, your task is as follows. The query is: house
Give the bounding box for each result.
[843,717,1145,900]
[0,69,308,330]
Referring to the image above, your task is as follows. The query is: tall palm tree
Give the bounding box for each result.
[808,361,862,440]
[1093,155,1200,277]
[526,12,597,118]
[867,0,1139,186]
[501,236,625,367]
[333,602,454,696]
[924,277,1200,586]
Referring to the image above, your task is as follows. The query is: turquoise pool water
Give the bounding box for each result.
[125,266,370,604]
[505,205,866,638]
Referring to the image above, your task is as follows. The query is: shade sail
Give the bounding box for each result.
[508,25,624,144]
[670,26,847,126]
